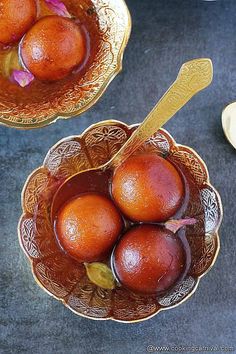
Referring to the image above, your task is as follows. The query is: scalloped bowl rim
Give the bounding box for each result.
[18,120,223,322]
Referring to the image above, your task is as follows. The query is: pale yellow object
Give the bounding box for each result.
[0,48,21,77]
[85,262,116,290]
[222,102,236,149]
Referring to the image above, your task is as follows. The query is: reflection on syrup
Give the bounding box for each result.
[52,153,204,297]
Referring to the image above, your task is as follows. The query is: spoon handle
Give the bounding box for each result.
[109,58,213,169]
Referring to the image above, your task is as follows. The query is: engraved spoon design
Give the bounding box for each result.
[51,58,213,218]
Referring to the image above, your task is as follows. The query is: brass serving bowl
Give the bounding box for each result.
[0,0,131,129]
[18,120,223,322]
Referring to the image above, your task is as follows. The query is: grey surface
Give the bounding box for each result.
[0,0,236,353]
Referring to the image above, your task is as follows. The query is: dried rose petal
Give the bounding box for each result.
[165,218,197,234]
[11,70,34,87]
[45,0,71,18]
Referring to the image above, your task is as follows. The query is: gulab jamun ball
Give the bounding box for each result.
[55,193,123,263]
[20,16,86,81]
[112,153,184,222]
[0,0,37,45]
[112,225,187,295]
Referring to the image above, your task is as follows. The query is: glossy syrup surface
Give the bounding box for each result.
[52,154,199,295]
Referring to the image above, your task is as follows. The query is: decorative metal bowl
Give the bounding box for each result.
[18,120,223,322]
[0,0,131,129]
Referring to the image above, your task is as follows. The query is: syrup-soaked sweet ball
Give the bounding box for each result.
[55,193,123,263]
[112,153,184,222]
[20,16,86,81]
[112,225,186,295]
[0,0,37,45]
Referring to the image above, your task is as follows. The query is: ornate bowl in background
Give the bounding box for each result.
[0,0,131,129]
[18,120,222,322]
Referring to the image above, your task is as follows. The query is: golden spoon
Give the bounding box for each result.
[51,58,213,218]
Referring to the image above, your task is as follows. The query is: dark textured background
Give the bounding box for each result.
[0,0,236,353]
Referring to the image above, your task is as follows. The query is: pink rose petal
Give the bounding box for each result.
[45,0,71,17]
[12,70,35,87]
[165,218,197,234]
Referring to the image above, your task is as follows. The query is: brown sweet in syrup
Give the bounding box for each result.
[112,153,184,222]
[55,193,123,263]
[20,16,86,80]
[112,224,186,295]
[0,0,37,45]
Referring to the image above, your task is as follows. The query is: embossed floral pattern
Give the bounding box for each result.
[158,277,197,307]
[201,187,221,233]
[85,124,129,166]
